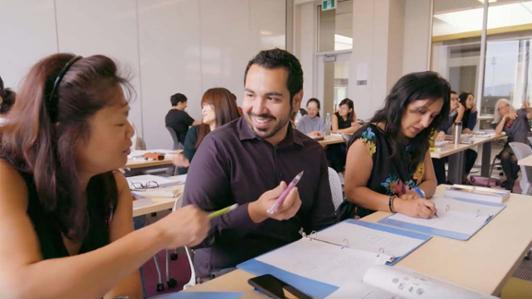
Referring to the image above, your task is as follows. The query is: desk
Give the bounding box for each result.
[318,134,346,147]
[518,154,532,167]
[431,133,504,183]
[125,150,180,175]
[126,158,174,170]
[185,186,532,296]
[132,196,177,217]
[132,182,184,217]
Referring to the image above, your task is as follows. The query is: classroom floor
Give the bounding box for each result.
[514,254,532,281]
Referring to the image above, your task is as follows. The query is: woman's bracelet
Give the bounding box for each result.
[388,195,397,213]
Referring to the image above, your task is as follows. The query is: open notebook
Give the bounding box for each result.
[379,192,506,241]
[238,220,432,298]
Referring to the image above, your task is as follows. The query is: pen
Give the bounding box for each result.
[267,171,304,215]
[413,187,438,217]
[208,203,238,219]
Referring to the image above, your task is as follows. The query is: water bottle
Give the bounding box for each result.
[324,112,331,136]
[454,121,462,144]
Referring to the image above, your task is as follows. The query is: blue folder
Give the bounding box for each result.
[379,198,506,241]
[237,219,432,298]
[344,219,432,265]
[238,259,339,298]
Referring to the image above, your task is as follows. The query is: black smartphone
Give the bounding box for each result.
[248,274,313,299]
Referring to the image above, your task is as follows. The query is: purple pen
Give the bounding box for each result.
[267,171,304,215]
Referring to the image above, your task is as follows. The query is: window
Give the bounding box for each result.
[431,0,532,124]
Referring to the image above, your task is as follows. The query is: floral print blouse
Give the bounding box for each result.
[349,124,425,217]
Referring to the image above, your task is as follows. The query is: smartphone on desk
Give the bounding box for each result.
[248,274,313,299]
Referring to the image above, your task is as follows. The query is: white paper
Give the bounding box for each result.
[315,221,427,260]
[387,196,503,238]
[256,238,385,287]
[363,265,496,299]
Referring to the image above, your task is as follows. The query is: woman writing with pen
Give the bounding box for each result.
[341,72,450,219]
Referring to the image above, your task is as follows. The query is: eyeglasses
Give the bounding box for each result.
[129,180,159,191]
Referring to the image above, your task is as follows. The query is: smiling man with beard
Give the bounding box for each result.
[182,48,336,280]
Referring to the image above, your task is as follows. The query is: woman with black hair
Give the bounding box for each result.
[332,98,361,134]
[297,98,326,138]
[456,92,478,181]
[458,92,477,134]
[0,75,16,118]
[0,54,209,298]
[343,71,450,219]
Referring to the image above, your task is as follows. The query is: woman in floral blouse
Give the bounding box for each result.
[343,71,450,218]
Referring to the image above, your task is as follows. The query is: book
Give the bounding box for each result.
[238,219,432,298]
[444,184,510,204]
[379,194,506,240]
[361,265,495,299]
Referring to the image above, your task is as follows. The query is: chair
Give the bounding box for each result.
[328,167,344,210]
[171,194,198,289]
[166,126,183,150]
[149,193,187,293]
[508,142,532,195]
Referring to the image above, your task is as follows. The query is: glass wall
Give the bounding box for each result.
[431,0,532,125]
[484,0,532,114]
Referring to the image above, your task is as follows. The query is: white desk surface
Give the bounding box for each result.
[430,133,504,159]
[126,158,174,170]
[186,185,532,297]
[132,183,183,217]
[126,149,180,169]
[318,134,345,147]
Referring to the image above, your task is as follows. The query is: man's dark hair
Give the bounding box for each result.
[170,93,187,106]
[244,48,303,100]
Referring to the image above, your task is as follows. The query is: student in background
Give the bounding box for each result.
[0,53,209,298]
[172,87,240,172]
[332,98,361,135]
[0,75,16,124]
[342,71,450,219]
[494,98,532,190]
[458,92,478,134]
[182,48,336,280]
[296,98,325,138]
[458,92,479,181]
[433,90,460,184]
[294,107,307,125]
[165,92,197,147]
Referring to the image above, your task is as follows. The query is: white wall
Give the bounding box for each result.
[348,0,393,120]
[0,0,58,88]
[294,1,317,101]
[0,0,286,148]
[402,0,432,74]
